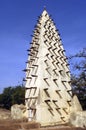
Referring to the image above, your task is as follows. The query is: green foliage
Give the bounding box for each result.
[0,94,4,107]
[0,86,25,110]
[70,48,86,110]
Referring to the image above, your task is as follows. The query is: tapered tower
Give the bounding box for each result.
[24,9,72,126]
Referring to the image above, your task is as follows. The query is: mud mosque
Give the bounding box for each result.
[22,9,85,127]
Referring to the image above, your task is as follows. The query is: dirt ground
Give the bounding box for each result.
[0,120,40,130]
[0,108,11,120]
[0,120,86,130]
[0,109,86,130]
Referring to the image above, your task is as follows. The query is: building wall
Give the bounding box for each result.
[25,10,72,126]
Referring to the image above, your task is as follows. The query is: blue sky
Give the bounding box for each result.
[0,0,86,93]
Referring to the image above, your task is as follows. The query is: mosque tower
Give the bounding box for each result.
[24,9,72,126]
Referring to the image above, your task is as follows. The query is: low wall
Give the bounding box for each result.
[70,111,86,128]
[11,104,28,120]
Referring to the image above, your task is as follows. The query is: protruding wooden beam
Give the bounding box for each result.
[44,59,49,66]
[23,78,27,82]
[26,76,32,79]
[46,53,50,59]
[67,100,71,106]
[62,81,67,89]
[48,108,54,116]
[25,87,37,90]
[31,74,38,77]
[61,117,65,122]
[23,69,29,72]
[46,67,51,75]
[53,79,58,86]
[56,90,62,98]
[44,78,50,86]
[45,100,52,110]
[56,108,61,115]
[63,108,68,115]
[44,88,50,97]
[53,100,58,107]
[67,90,72,97]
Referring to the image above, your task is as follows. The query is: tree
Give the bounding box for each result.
[0,93,4,107]
[2,87,14,109]
[69,48,86,110]
[12,86,25,105]
[0,85,25,110]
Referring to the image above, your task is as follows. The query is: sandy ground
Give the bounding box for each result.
[0,108,86,130]
[0,120,86,130]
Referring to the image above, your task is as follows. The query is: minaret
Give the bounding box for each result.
[24,9,72,126]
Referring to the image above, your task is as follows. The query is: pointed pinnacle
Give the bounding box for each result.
[44,6,46,10]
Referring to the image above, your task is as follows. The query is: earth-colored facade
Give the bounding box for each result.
[24,9,72,126]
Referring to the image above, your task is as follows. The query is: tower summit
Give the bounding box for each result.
[24,10,72,126]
